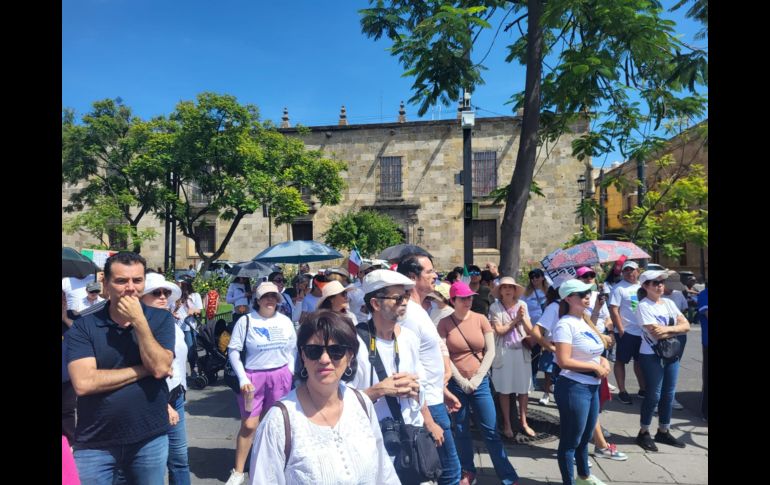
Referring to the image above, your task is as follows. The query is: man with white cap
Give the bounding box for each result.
[608,260,646,404]
[349,270,426,464]
[397,255,461,485]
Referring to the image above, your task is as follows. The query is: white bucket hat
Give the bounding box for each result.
[142,273,182,304]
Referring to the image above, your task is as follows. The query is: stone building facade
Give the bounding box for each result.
[62,114,590,272]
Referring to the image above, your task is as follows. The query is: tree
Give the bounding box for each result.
[360,0,707,277]
[63,194,157,250]
[62,98,167,253]
[164,92,347,273]
[323,210,405,257]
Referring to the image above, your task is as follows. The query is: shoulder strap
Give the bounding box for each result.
[240,315,250,364]
[268,401,291,470]
[355,321,404,424]
[350,387,370,419]
[449,314,483,364]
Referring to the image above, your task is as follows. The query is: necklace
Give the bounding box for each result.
[304,386,340,428]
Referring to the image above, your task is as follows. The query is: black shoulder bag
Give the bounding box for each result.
[642,303,683,364]
[355,321,442,485]
[224,314,251,393]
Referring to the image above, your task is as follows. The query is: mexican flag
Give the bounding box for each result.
[348,248,363,276]
[461,265,471,284]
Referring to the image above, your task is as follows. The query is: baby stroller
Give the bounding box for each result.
[190,316,230,389]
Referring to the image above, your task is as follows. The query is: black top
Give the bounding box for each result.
[471,286,495,316]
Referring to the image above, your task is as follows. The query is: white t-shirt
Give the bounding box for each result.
[401,300,445,406]
[301,293,321,314]
[536,301,560,338]
[226,282,250,305]
[523,290,546,323]
[228,311,297,387]
[663,290,688,312]
[167,324,188,392]
[586,291,610,334]
[552,315,605,385]
[62,276,96,313]
[175,296,201,330]
[350,326,425,426]
[609,280,642,336]
[636,297,683,355]
[348,284,369,325]
[80,295,104,309]
[250,384,400,485]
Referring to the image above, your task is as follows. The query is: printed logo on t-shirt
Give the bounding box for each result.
[253,327,271,339]
[629,294,639,311]
[582,331,600,344]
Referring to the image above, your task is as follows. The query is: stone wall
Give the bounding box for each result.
[62,116,589,272]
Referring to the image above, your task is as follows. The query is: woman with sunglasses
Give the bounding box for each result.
[226,282,297,485]
[250,310,399,484]
[438,281,519,485]
[140,273,191,485]
[316,280,358,326]
[552,279,611,485]
[634,270,690,452]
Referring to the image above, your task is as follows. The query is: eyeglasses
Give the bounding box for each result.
[469,271,480,276]
[151,289,173,298]
[569,290,592,298]
[88,290,101,295]
[272,278,285,284]
[302,344,350,361]
[647,280,665,287]
[377,293,410,305]
[579,273,596,280]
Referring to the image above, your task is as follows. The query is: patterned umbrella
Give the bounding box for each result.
[543,240,651,270]
[252,240,342,264]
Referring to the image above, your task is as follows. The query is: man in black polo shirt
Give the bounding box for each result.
[66,252,175,485]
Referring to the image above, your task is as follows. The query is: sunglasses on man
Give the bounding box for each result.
[469,271,481,276]
[88,290,101,295]
[151,289,173,298]
[377,293,410,305]
[302,344,350,361]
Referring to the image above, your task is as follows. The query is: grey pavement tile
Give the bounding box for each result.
[645,452,708,484]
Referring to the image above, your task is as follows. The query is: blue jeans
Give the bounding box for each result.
[448,376,518,484]
[74,433,168,485]
[554,377,599,485]
[639,353,680,428]
[168,392,191,485]
[428,403,461,485]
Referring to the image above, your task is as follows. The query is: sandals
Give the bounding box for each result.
[521,425,536,437]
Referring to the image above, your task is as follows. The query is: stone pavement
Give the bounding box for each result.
[183,326,707,484]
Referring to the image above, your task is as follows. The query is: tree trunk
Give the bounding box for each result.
[499,0,544,278]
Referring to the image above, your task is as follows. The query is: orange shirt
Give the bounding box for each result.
[437,311,493,379]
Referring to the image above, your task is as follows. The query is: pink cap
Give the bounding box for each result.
[575,266,595,278]
[450,281,477,299]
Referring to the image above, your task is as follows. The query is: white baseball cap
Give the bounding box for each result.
[255,282,281,300]
[639,270,669,285]
[362,269,415,294]
[621,261,639,270]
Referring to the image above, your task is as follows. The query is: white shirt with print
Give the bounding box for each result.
[636,297,683,355]
[552,315,605,385]
[609,280,642,336]
[227,311,297,386]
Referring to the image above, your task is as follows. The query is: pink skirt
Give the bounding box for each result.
[62,435,81,485]
[235,365,293,419]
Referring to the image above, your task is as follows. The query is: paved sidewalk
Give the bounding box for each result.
[183,327,707,484]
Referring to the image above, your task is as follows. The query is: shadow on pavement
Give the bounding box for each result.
[186,384,241,419]
[189,446,235,482]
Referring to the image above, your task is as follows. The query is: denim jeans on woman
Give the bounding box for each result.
[639,353,680,428]
[448,375,519,485]
[554,377,599,485]
[74,433,168,485]
[168,391,191,484]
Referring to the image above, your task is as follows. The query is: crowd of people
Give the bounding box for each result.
[61,250,707,485]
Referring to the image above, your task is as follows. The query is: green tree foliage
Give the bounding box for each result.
[323,210,404,257]
[63,195,157,250]
[359,0,707,276]
[165,92,347,273]
[62,98,167,253]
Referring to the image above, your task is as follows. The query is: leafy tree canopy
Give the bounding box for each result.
[323,210,405,257]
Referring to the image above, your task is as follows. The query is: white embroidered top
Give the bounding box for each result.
[249,384,400,485]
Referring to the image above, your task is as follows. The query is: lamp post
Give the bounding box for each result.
[461,90,475,266]
[598,168,608,238]
[577,175,587,226]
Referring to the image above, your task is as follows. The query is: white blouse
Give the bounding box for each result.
[249,384,400,485]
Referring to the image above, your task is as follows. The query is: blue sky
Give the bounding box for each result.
[63,0,706,168]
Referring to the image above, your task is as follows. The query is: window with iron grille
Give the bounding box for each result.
[195,223,216,253]
[473,151,497,197]
[379,156,403,198]
[472,219,498,249]
[292,221,313,241]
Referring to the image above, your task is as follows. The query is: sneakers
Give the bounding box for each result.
[636,430,658,451]
[225,469,247,485]
[601,426,611,439]
[654,430,686,448]
[637,389,647,398]
[539,393,551,405]
[607,382,618,391]
[672,398,684,410]
[617,391,633,405]
[459,470,477,485]
[594,443,628,461]
[576,475,608,485]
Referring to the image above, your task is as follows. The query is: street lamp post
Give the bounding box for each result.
[577,175,587,226]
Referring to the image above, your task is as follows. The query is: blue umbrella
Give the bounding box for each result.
[252,240,343,264]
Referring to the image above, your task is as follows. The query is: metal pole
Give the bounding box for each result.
[636,158,645,207]
[462,92,473,267]
[170,172,178,273]
[599,169,606,238]
[163,172,171,271]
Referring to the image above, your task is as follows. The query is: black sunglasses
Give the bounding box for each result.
[151,289,173,298]
[302,344,350,361]
[569,290,592,298]
[469,271,481,276]
[579,273,596,279]
[88,290,101,295]
[271,278,285,284]
[647,280,665,287]
[377,293,410,305]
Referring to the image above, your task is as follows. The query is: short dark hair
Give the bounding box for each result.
[480,270,494,282]
[528,268,545,279]
[104,252,147,281]
[397,256,425,280]
[445,271,460,284]
[468,264,481,273]
[268,271,284,282]
[295,310,359,383]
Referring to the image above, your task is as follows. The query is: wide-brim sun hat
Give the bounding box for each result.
[449,281,477,299]
[492,276,525,299]
[316,280,355,309]
[362,269,415,294]
[255,282,281,300]
[639,270,669,285]
[143,273,182,303]
[558,279,595,299]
